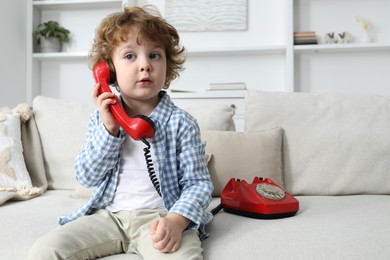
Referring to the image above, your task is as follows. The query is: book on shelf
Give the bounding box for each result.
[294,38,318,45]
[294,31,318,45]
[294,31,316,37]
[207,82,247,91]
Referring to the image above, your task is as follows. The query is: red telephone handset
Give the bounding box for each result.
[93,62,156,140]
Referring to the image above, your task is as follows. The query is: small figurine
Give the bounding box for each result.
[338,32,353,44]
[324,32,335,44]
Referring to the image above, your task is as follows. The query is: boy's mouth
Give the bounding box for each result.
[139,77,152,84]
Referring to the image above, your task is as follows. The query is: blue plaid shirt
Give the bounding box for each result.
[59,92,213,238]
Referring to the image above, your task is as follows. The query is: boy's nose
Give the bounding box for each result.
[140,60,151,72]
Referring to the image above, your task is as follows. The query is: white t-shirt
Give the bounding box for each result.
[106,135,164,212]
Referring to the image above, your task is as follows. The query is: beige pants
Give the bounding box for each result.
[28,209,202,260]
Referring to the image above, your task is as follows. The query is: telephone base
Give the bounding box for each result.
[220,177,299,219]
[223,206,298,219]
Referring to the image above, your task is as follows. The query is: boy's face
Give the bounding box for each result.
[111,29,167,103]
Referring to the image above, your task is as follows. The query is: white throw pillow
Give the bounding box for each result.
[0,107,41,196]
[201,128,284,196]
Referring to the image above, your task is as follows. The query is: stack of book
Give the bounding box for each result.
[294,31,318,45]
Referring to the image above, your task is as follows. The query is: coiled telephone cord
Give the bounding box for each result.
[141,138,161,197]
[141,138,225,215]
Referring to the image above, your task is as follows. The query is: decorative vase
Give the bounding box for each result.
[40,37,61,53]
[362,30,372,43]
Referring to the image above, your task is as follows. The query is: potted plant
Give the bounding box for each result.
[33,21,70,53]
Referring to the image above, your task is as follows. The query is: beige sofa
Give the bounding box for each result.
[1,91,390,260]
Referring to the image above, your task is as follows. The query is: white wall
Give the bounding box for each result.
[0,0,26,107]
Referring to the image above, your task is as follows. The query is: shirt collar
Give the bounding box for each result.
[149,91,175,133]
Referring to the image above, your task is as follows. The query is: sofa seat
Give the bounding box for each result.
[0,190,85,260]
[1,193,389,259]
[206,195,390,260]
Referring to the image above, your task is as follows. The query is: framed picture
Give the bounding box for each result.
[165,0,248,32]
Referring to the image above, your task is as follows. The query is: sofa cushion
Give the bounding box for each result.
[33,96,95,190]
[245,91,390,195]
[201,128,284,196]
[185,104,236,131]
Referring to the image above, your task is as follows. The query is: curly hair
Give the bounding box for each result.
[88,6,185,89]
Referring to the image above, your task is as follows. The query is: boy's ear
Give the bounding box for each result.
[107,60,117,85]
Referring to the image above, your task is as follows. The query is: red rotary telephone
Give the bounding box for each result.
[212,177,299,219]
[93,61,156,140]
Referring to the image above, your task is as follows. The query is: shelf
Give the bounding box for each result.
[294,43,390,54]
[33,0,122,10]
[187,45,286,57]
[32,52,88,61]
[31,45,287,61]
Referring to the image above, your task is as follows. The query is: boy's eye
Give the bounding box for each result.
[125,53,135,60]
[150,53,161,60]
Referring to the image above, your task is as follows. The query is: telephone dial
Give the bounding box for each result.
[212,177,299,219]
[93,62,161,196]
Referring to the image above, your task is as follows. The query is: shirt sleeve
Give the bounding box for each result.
[74,110,125,188]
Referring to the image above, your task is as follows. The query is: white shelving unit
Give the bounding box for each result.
[292,0,390,94]
[26,0,289,104]
[26,0,390,107]
[26,0,123,103]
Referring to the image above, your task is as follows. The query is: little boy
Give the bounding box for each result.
[29,6,213,260]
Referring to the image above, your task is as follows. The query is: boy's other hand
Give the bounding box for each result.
[150,213,190,253]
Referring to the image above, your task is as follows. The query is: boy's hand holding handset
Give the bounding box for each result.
[93,82,120,137]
